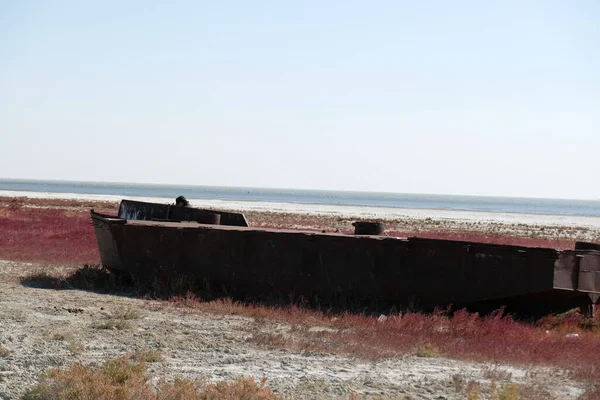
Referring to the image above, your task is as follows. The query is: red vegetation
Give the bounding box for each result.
[171,294,600,382]
[0,197,116,266]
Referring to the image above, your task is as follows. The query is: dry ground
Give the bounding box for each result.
[0,260,591,400]
[1,197,600,399]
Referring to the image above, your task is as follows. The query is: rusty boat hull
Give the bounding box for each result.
[91,201,600,316]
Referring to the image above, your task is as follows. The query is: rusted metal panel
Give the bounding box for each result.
[91,212,125,271]
[404,238,557,304]
[353,221,385,235]
[575,241,600,251]
[578,253,600,294]
[118,200,168,221]
[167,207,221,225]
[553,251,579,291]
[117,199,248,227]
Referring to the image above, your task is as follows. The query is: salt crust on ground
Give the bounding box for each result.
[0,260,588,400]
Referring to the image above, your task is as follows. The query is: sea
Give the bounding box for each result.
[1,178,600,217]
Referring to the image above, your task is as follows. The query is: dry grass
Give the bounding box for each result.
[93,319,133,331]
[18,269,600,397]
[452,376,552,400]
[157,376,280,400]
[0,346,10,358]
[89,305,140,331]
[49,331,76,342]
[67,341,85,356]
[18,261,600,396]
[22,356,280,400]
[22,357,150,400]
[538,308,600,332]
[112,306,142,320]
[168,294,600,383]
[131,349,164,363]
[413,343,441,358]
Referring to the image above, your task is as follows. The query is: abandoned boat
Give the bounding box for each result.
[91,199,600,316]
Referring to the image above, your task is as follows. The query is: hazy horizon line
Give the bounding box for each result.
[1,177,598,203]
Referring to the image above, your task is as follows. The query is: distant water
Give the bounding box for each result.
[1,179,600,217]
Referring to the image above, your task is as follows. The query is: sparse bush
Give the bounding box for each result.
[67,264,130,292]
[22,357,281,400]
[100,357,147,385]
[22,356,152,400]
[537,308,600,333]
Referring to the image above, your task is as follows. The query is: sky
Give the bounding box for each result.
[1,1,598,199]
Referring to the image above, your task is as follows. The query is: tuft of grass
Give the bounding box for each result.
[93,319,132,331]
[22,356,281,400]
[22,356,151,400]
[490,382,520,400]
[0,346,10,357]
[131,349,164,363]
[91,306,142,331]
[100,357,147,385]
[157,376,279,400]
[537,309,600,333]
[466,381,481,400]
[246,332,290,349]
[112,306,142,320]
[482,366,513,381]
[50,332,75,342]
[414,343,441,358]
[67,341,85,355]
